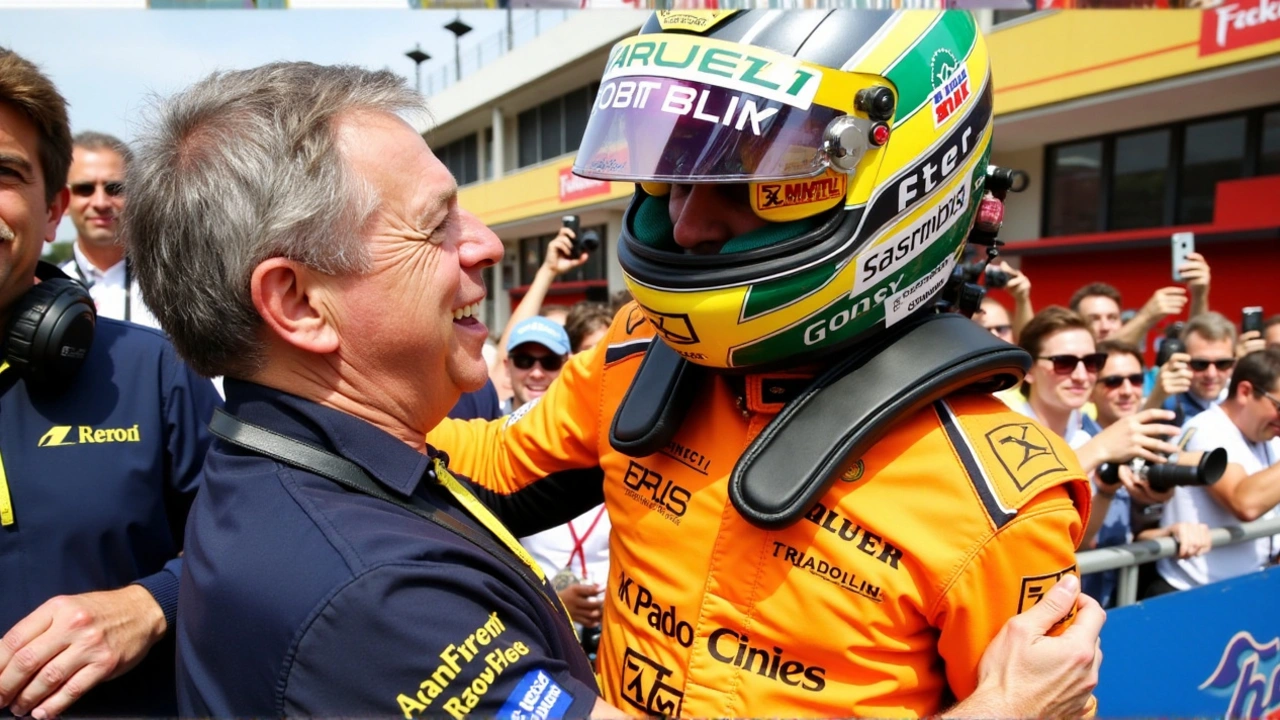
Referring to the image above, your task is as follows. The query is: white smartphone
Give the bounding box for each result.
[1171,232,1195,281]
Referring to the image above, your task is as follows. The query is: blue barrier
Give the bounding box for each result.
[1095,565,1280,717]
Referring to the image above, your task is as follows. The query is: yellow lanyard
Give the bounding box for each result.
[0,362,13,526]
[432,458,546,582]
[431,459,577,629]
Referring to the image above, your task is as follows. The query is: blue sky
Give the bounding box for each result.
[0,8,567,239]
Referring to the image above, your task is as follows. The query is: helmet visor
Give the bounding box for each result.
[574,76,844,183]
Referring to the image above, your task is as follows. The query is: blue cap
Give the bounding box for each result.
[507,316,571,356]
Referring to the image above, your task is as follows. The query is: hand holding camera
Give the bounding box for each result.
[1085,409,1184,480]
[543,218,594,277]
[1156,352,1193,398]
[560,215,601,261]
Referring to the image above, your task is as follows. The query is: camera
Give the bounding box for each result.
[1155,322,1186,368]
[1097,446,1227,494]
[561,215,601,260]
[958,261,1009,289]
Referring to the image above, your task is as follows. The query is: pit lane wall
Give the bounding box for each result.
[1095,565,1280,717]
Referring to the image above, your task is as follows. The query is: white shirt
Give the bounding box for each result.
[520,505,611,589]
[1009,398,1093,450]
[62,244,160,330]
[1158,404,1280,590]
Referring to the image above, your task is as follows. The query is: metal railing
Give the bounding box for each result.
[423,10,570,96]
[1077,515,1280,607]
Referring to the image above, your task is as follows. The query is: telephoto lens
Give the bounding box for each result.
[1145,447,1227,493]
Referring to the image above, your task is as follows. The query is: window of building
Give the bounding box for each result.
[539,98,563,160]
[1179,115,1246,224]
[1110,129,1170,230]
[483,127,494,181]
[564,87,591,155]
[438,134,478,186]
[515,83,599,169]
[1258,109,1280,176]
[1046,140,1103,236]
[518,108,539,168]
[1043,104,1278,236]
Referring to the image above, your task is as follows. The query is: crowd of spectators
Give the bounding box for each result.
[976,252,1280,607]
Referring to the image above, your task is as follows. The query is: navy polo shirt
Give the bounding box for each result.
[449,378,503,421]
[177,379,598,719]
[0,317,220,715]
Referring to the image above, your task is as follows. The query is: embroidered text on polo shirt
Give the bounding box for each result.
[37,424,142,446]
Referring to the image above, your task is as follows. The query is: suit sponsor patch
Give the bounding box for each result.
[1017,565,1079,628]
[985,422,1068,491]
[496,670,573,720]
[620,648,684,717]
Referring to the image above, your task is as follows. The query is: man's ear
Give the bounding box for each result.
[44,186,69,243]
[1234,379,1253,402]
[251,258,339,355]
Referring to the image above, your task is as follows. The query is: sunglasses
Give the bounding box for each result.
[1038,353,1107,375]
[69,181,125,198]
[510,353,565,372]
[1188,358,1235,372]
[1100,373,1145,389]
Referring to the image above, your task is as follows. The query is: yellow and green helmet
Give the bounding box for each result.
[573,9,994,370]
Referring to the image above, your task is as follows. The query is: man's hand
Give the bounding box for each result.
[1116,464,1174,506]
[1177,252,1210,295]
[999,261,1031,302]
[1168,522,1213,559]
[541,229,590,278]
[1158,353,1192,397]
[1081,408,1183,468]
[0,586,166,719]
[953,574,1104,719]
[1139,287,1189,321]
[1237,330,1266,360]
[557,583,603,628]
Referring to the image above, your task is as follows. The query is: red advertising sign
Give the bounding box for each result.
[558,167,612,203]
[1200,0,1280,56]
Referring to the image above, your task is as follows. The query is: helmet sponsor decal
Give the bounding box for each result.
[858,178,967,291]
[752,170,847,222]
[596,77,781,137]
[654,10,736,33]
[603,36,821,111]
[883,252,956,327]
[646,308,699,345]
[929,50,971,128]
[883,11,978,126]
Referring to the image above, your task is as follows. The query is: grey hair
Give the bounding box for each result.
[1182,310,1237,345]
[123,62,426,378]
[73,130,133,165]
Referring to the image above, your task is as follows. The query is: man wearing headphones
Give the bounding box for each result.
[431,11,1102,717]
[0,48,220,718]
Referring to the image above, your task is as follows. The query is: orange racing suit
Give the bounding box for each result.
[429,305,1090,717]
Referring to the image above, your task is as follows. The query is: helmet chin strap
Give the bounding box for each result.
[631,194,821,254]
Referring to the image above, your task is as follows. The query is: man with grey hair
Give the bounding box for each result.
[60,130,160,328]
[125,62,619,718]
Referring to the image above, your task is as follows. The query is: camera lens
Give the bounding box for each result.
[984,266,1009,289]
[580,230,601,254]
[1145,447,1227,493]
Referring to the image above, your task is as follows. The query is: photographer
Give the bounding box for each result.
[1160,312,1238,423]
[493,228,589,412]
[1068,252,1211,347]
[1153,348,1280,595]
[1084,341,1212,606]
[1013,309,1183,549]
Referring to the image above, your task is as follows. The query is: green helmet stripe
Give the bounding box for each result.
[886,12,977,126]
[741,260,842,321]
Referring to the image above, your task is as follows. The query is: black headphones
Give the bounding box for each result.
[4,261,96,388]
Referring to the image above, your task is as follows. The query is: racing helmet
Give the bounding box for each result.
[573,10,994,370]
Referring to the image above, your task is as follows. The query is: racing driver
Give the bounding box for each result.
[430,10,1100,717]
